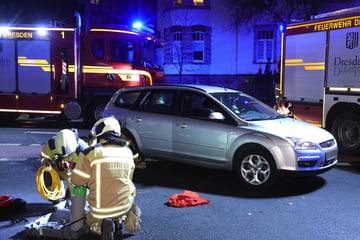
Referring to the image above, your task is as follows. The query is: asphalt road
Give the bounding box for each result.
[1,119,360,240]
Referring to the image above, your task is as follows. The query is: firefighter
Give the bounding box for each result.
[87,119,146,169]
[70,116,141,240]
[39,128,88,199]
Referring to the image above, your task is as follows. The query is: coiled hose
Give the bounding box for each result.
[36,165,64,201]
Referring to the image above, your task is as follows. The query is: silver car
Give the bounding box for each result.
[103,85,338,189]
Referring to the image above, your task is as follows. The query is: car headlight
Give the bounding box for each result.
[286,137,317,150]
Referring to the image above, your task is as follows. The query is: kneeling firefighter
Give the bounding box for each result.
[38,129,89,201]
[71,116,141,240]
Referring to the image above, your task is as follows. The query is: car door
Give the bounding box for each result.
[172,91,230,166]
[126,89,176,159]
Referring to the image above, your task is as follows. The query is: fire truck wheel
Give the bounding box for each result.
[332,112,360,154]
[87,98,110,125]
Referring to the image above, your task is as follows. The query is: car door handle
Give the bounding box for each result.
[134,117,142,122]
[178,122,188,128]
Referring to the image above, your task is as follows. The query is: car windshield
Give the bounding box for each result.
[211,92,283,121]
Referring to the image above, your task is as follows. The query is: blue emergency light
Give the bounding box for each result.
[132,21,143,30]
[132,21,154,34]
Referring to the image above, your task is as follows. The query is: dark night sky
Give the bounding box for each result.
[0,0,156,27]
[0,0,77,25]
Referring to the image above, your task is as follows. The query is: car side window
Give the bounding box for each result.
[114,90,143,109]
[140,90,176,114]
[181,92,223,119]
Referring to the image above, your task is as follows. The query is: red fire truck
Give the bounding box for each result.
[0,14,164,124]
[279,7,360,154]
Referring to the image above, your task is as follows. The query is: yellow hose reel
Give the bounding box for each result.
[36,165,65,201]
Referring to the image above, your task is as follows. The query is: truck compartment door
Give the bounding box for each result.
[0,40,17,110]
[17,40,51,94]
[284,31,326,103]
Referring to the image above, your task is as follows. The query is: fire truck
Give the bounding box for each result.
[280,7,360,154]
[0,14,164,124]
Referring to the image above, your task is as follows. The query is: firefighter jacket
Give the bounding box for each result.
[70,140,136,220]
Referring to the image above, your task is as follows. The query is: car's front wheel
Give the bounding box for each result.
[234,146,277,189]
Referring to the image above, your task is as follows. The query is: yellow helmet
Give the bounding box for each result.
[55,129,77,156]
[91,116,121,137]
[89,116,120,145]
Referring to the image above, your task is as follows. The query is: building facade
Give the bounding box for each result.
[156,0,282,104]
[156,0,360,104]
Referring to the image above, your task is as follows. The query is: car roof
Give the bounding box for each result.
[121,84,240,94]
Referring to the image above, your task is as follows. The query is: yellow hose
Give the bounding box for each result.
[36,165,64,201]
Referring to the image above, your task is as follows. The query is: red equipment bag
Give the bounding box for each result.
[168,190,210,207]
[0,195,15,207]
[0,195,26,216]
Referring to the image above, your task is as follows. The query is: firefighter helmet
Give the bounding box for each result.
[55,129,78,156]
[90,116,121,139]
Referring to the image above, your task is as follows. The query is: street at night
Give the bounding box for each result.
[0,120,360,240]
[1,0,360,239]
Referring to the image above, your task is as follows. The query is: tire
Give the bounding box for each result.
[121,130,144,162]
[86,98,110,125]
[234,146,277,189]
[331,112,360,154]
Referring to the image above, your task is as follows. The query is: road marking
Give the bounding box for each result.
[0,157,28,161]
[336,162,352,166]
[0,143,43,146]
[24,131,58,134]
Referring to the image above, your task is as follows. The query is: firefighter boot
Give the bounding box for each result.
[101,218,115,240]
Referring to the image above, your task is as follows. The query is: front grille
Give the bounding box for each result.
[320,139,335,148]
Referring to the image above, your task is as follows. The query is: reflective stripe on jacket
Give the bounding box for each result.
[71,143,136,219]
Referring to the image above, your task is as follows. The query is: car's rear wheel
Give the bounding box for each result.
[234,146,277,189]
[86,98,110,125]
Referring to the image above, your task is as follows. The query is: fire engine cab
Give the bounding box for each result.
[0,14,164,124]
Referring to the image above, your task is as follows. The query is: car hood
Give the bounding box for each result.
[247,117,334,143]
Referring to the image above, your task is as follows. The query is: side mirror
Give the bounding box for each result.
[209,112,225,121]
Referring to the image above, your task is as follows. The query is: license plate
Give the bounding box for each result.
[325,149,337,160]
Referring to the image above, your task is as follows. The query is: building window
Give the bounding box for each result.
[193,0,204,5]
[173,32,182,63]
[255,28,275,63]
[174,0,182,6]
[91,0,100,5]
[192,31,204,63]
[165,25,210,65]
